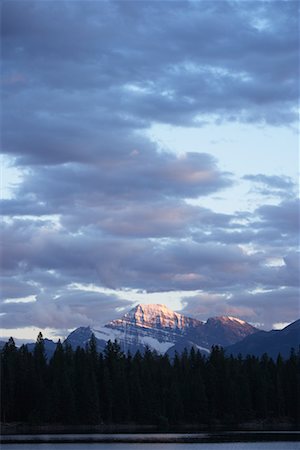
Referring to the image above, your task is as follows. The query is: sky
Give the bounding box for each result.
[1,0,299,343]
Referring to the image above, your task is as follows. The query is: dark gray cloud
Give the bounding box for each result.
[2,0,298,165]
[2,152,232,213]
[1,214,298,293]
[256,199,300,235]
[181,286,299,330]
[193,197,300,248]
[1,290,134,331]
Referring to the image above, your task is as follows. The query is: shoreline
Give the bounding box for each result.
[1,431,300,444]
[0,421,300,436]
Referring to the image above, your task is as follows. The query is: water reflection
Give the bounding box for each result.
[1,441,299,450]
[1,432,299,449]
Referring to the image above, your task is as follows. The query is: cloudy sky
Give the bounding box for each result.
[1,0,299,342]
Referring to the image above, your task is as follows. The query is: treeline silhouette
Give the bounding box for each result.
[1,332,299,427]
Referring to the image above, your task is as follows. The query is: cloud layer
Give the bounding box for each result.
[1,1,299,335]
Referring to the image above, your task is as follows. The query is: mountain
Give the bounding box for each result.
[3,309,297,360]
[65,304,202,354]
[65,326,94,350]
[226,319,300,359]
[185,315,258,349]
[0,337,57,359]
[65,303,258,355]
[26,338,58,360]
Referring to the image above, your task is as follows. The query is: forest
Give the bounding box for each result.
[1,333,299,428]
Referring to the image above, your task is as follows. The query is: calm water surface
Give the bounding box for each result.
[1,443,299,450]
[2,433,299,449]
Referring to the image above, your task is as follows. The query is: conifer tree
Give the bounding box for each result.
[49,340,76,424]
[1,333,299,427]
[16,345,35,421]
[1,337,18,422]
[31,332,48,422]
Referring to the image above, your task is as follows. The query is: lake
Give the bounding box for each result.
[0,443,299,450]
[1,433,299,449]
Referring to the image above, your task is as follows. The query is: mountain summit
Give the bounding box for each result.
[107,303,201,331]
[65,303,258,355]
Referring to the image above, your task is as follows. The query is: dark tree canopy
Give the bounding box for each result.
[1,337,299,427]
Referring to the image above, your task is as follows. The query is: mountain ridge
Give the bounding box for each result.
[107,303,201,331]
[65,303,258,355]
[226,318,300,359]
[3,304,299,360]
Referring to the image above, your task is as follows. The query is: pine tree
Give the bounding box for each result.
[1,331,299,427]
[48,340,76,424]
[16,345,35,421]
[1,337,18,422]
[73,346,100,424]
[31,332,48,422]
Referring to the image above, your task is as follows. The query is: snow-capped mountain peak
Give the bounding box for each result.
[227,316,247,325]
[65,304,258,356]
[107,303,201,331]
[211,316,247,325]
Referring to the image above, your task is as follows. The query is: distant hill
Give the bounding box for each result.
[26,338,58,360]
[226,319,300,359]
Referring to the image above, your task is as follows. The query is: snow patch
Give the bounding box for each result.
[196,344,210,354]
[139,335,174,354]
[93,325,175,354]
[93,326,121,342]
[227,316,246,325]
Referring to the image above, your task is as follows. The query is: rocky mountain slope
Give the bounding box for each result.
[226,318,300,359]
[4,304,298,359]
[65,303,258,355]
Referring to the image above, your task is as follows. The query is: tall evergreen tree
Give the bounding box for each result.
[15,345,35,421]
[1,337,18,422]
[48,340,76,424]
[30,333,48,422]
[1,333,299,427]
